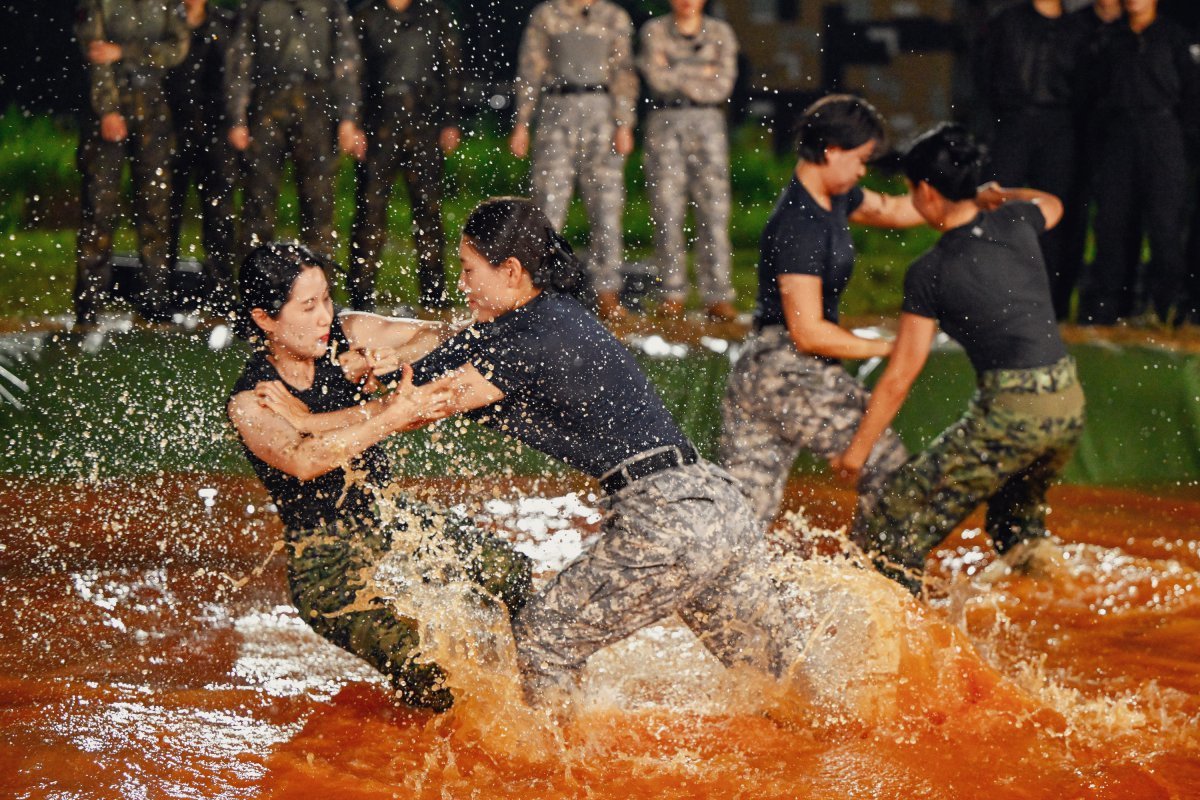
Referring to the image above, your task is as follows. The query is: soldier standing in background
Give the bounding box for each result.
[1080,0,1199,326]
[509,0,638,320]
[638,0,739,322]
[977,0,1089,320]
[350,0,462,311]
[226,0,365,260]
[166,0,237,313]
[73,0,189,327]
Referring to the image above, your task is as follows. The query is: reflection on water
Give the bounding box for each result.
[2,473,1198,798]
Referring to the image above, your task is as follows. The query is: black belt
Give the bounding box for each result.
[649,98,723,111]
[544,84,608,95]
[599,444,699,495]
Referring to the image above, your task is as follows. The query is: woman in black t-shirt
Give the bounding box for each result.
[226,242,531,712]
[394,197,812,705]
[717,94,924,529]
[834,125,1086,596]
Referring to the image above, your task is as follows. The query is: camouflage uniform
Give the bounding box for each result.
[165,4,238,311]
[638,14,737,306]
[515,0,637,295]
[349,0,461,311]
[853,356,1086,594]
[226,0,362,259]
[289,499,532,711]
[74,0,189,325]
[719,327,910,527]
[513,459,792,696]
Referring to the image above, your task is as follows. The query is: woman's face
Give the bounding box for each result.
[258,266,333,360]
[822,139,876,195]
[458,238,522,323]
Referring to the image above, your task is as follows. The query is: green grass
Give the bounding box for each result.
[0,109,937,320]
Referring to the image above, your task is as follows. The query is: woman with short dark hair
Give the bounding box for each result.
[718,94,924,529]
[833,124,1085,596]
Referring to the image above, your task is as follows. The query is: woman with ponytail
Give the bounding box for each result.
[833,123,1085,597]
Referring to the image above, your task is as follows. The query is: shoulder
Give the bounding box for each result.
[640,15,668,37]
[231,351,276,397]
[707,17,737,42]
[992,200,1046,233]
[597,0,632,27]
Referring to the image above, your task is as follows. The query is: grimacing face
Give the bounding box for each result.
[257,266,334,361]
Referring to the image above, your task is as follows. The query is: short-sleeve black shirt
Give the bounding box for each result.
[410,292,692,478]
[902,202,1068,373]
[754,178,865,330]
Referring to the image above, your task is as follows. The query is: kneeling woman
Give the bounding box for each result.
[402,198,798,700]
[833,125,1085,595]
[226,243,531,711]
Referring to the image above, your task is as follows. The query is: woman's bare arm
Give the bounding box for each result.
[781,274,892,360]
[849,189,925,229]
[341,311,456,364]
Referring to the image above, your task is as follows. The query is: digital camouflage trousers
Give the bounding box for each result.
[719,326,910,527]
[288,498,532,711]
[853,356,1086,593]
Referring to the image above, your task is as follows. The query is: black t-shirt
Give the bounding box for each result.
[902,201,1069,373]
[410,292,692,478]
[979,3,1088,112]
[754,177,865,331]
[228,323,390,531]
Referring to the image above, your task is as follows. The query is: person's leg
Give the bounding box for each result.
[1029,110,1079,319]
[577,99,625,298]
[239,96,288,256]
[687,111,735,309]
[196,124,239,310]
[399,127,448,308]
[74,119,122,326]
[292,90,338,259]
[166,119,196,271]
[1138,118,1190,323]
[349,121,401,311]
[644,112,690,305]
[126,89,176,321]
[1081,119,1139,324]
[529,99,577,231]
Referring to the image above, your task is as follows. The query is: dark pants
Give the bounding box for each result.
[990,108,1081,320]
[168,115,238,310]
[75,92,176,325]
[240,84,337,260]
[350,118,447,310]
[1081,112,1190,324]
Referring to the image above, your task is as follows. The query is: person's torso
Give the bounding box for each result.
[535,0,627,88]
[167,9,235,125]
[251,0,338,82]
[1100,19,1190,112]
[988,4,1085,110]
[640,15,733,103]
[96,0,175,52]
[357,0,448,112]
[755,178,860,331]
[230,348,391,531]
[908,206,1067,373]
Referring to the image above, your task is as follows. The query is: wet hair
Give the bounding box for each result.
[795,94,886,164]
[234,241,334,342]
[462,197,597,311]
[902,123,989,202]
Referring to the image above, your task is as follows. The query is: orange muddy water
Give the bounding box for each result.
[2,474,1198,799]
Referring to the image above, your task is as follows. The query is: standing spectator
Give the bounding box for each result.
[509,0,638,320]
[350,0,462,311]
[977,0,1090,320]
[638,0,739,321]
[226,0,365,261]
[1080,0,1200,326]
[166,0,238,313]
[73,0,189,326]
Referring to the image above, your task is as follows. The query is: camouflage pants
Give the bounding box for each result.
[240,84,338,260]
[853,356,1086,593]
[168,118,238,308]
[719,326,910,527]
[350,117,446,310]
[531,94,624,294]
[643,108,734,305]
[75,93,176,324]
[288,499,532,711]
[512,460,791,698]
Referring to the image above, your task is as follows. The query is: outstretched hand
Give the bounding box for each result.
[382,364,452,431]
[975,181,1006,211]
[339,347,382,394]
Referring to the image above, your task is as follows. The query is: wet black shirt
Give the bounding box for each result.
[410,292,692,478]
[229,327,389,531]
[754,178,865,331]
[903,202,1068,374]
[979,2,1088,112]
[166,7,235,135]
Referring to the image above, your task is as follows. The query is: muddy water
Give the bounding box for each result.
[1,474,1198,799]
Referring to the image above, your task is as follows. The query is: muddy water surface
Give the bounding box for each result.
[2,474,1198,799]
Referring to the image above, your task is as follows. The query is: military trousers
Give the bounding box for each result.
[240,84,338,260]
[168,117,238,309]
[288,499,532,711]
[531,94,625,294]
[643,107,734,305]
[853,356,1085,593]
[75,92,176,324]
[512,459,793,698]
[350,119,447,310]
[718,326,909,527]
